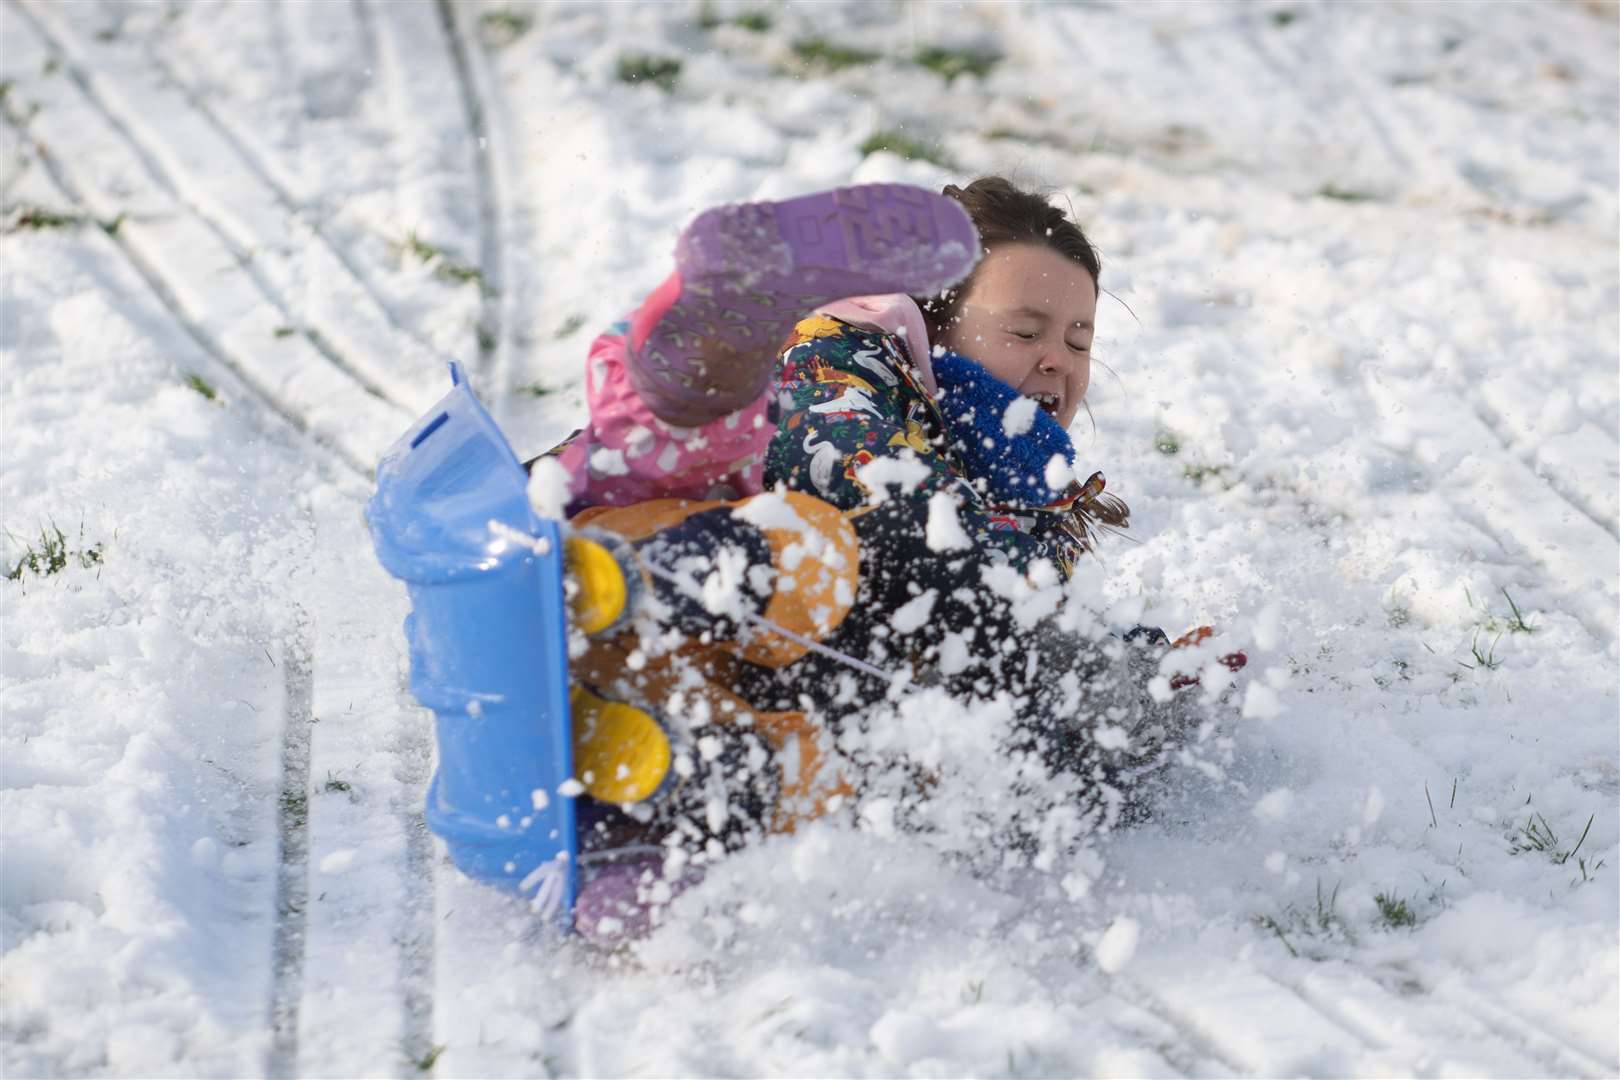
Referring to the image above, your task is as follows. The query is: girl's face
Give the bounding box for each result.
[937,242,1096,430]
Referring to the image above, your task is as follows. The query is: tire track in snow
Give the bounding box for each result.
[16,0,446,413]
[269,615,315,1078]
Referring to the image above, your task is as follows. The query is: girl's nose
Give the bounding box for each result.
[1037,352,1063,375]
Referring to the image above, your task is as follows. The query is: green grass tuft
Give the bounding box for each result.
[1456,627,1503,672]
[1271,10,1300,27]
[479,9,532,47]
[401,231,484,287]
[279,789,308,830]
[914,45,999,81]
[1154,430,1181,455]
[519,382,555,397]
[1254,880,1352,959]
[5,521,104,582]
[1373,892,1417,929]
[10,207,81,230]
[553,313,587,340]
[183,372,218,400]
[273,325,296,339]
[792,37,880,71]
[858,129,953,169]
[732,10,773,32]
[1510,809,1601,886]
[616,54,682,93]
[1183,463,1229,484]
[1318,183,1378,203]
[409,1043,446,1071]
[1500,587,1536,634]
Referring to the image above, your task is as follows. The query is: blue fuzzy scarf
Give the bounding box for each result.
[931,350,1076,506]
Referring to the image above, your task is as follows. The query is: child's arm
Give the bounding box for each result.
[767,317,1067,621]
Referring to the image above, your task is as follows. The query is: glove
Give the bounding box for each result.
[563,510,775,640]
[1165,625,1247,690]
[564,530,645,637]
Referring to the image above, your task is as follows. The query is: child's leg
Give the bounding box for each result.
[628,184,980,428]
[558,185,978,509]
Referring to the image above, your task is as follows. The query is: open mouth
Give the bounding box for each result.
[1026,391,1061,417]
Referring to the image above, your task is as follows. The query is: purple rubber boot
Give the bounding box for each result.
[572,853,701,945]
[627,183,981,427]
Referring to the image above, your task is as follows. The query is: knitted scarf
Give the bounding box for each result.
[930,349,1075,506]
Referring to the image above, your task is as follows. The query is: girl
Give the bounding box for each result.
[536,178,1226,940]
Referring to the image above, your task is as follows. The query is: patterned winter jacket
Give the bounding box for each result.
[767,311,1118,584]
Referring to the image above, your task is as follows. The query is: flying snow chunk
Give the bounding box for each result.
[856,455,932,504]
[319,849,358,874]
[1363,786,1386,826]
[1253,602,1283,651]
[526,456,573,520]
[1241,680,1283,720]
[1253,787,1294,822]
[731,488,808,533]
[1095,917,1140,974]
[589,446,629,476]
[890,589,936,634]
[1003,395,1038,437]
[925,491,972,551]
[1044,453,1074,492]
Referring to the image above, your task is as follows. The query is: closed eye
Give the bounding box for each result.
[1066,341,1089,353]
[1009,330,1038,340]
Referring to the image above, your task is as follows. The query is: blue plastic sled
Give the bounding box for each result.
[366,363,577,921]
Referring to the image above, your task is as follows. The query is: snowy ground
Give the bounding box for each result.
[3,0,1617,1076]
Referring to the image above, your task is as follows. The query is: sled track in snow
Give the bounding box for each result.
[1234,4,1618,553]
[1466,397,1620,544]
[393,670,439,1073]
[437,0,530,418]
[122,32,458,401]
[13,0,449,422]
[269,622,315,1077]
[1443,982,1619,1078]
[437,0,502,389]
[0,105,372,480]
[1107,978,1249,1075]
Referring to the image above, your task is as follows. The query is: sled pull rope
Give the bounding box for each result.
[637,560,915,694]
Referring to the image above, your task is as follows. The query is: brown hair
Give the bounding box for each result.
[914,176,1102,345]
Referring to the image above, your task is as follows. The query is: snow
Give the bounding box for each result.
[1002,393,1038,437]
[2,1,1617,1077]
[925,489,973,551]
[1095,916,1141,975]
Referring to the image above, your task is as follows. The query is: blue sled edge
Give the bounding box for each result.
[366,362,577,922]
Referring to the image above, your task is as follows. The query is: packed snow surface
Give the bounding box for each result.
[3,1,1617,1076]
